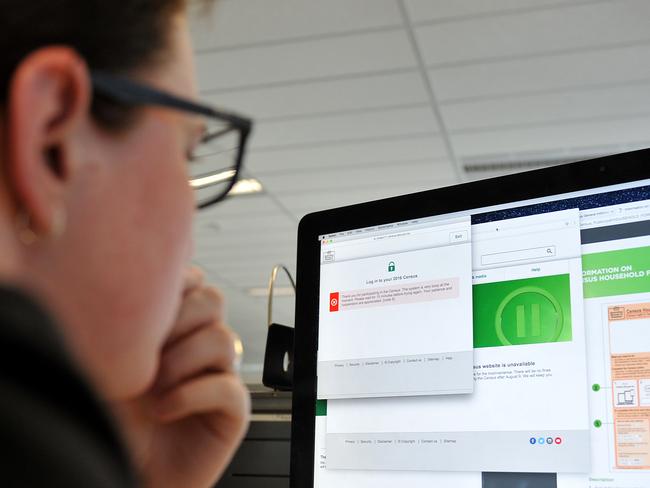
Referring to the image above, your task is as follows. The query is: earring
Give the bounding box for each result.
[15,211,38,245]
[15,208,67,245]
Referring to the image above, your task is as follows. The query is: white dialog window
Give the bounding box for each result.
[317,216,474,400]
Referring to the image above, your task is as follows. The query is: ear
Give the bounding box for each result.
[6,46,91,237]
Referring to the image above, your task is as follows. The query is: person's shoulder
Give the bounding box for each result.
[0,287,136,487]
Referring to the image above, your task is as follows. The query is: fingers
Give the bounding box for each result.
[155,323,239,393]
[167,283,225,345]
[183,266,205,296]
[154,374,251,434]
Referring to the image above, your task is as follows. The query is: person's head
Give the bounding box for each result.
[0,0,207,400]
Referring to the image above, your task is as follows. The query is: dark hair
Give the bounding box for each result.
[0,0,189,128]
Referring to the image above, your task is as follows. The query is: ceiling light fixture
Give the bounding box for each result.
[228,178,264,196]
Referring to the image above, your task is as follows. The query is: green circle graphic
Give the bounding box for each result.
[494,286,564,346]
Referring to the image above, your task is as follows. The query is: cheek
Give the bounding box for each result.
[130,135,195,332]
[80,128,194,397]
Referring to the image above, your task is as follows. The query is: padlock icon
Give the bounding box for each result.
[388,261,396,272]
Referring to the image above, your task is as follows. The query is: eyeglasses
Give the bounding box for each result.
[90,71,253,209]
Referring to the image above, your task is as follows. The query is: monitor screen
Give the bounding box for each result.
[312,178,650,488]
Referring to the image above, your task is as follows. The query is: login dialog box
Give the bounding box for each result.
[317,216,474,400]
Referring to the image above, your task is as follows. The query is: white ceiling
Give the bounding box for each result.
[189,0,650,382]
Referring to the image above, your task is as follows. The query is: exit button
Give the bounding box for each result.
[450,230,469,243]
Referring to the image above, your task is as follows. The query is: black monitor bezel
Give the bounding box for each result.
[290,148,650,487]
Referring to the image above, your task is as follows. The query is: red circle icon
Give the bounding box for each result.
[329,292,340,312]
[554,437,562,445]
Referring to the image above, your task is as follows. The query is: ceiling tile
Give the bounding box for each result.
[415,1,650,66]
[451,115,650,158]
[277,181,455,216]
[191,0,401,50]
[404,0,583,22]
[250,106,439,150]
[246,135,448,174]
[430,43,650,102]
[195,234,297,255]
[194,195,281,220]
[196,30,416,92]
[258,160,454,194]
[206,253,298,272]
[441,82,650,131]
[203,71,427,120]
[195,213,295,236]
[195,254,298,273]
[195,232,297,257]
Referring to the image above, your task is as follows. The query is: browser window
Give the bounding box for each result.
[313,180,650,488]
[325,209,590,473]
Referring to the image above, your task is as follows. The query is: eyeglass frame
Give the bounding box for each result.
[90,70,253,209]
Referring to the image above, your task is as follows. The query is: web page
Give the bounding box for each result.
[561,199,650,488]
[317,217,474,399]
[313,181,650,488]
[325,209,590,473]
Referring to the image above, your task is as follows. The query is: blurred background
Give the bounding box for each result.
[188,0,650,385]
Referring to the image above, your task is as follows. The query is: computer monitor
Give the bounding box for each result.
[290,149,650,488]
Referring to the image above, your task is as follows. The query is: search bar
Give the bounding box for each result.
[481,246,556,266]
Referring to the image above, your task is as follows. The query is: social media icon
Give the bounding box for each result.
[329,292,339,312]
[555,437,562,445]
[546,437,553,445]
[538,437,545,445]
[529,437,536,445]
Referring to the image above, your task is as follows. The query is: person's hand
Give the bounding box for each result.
[111,268,251,488]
